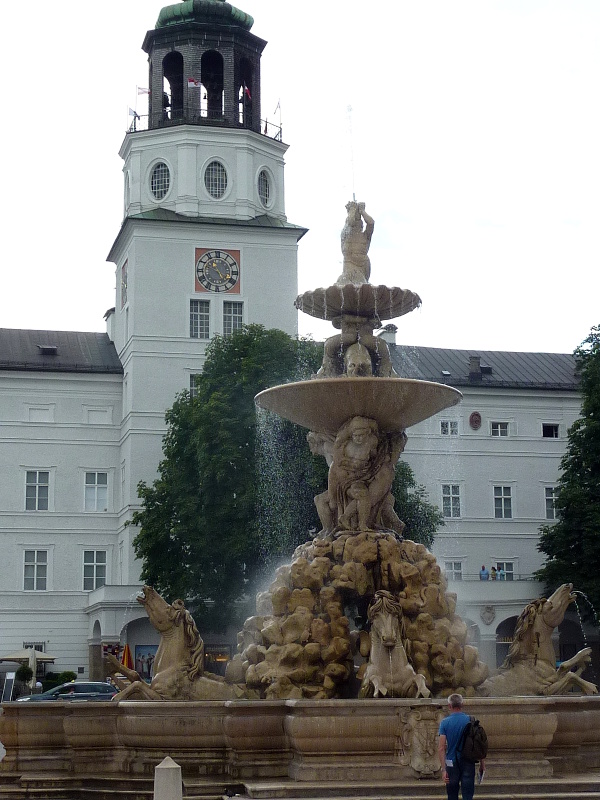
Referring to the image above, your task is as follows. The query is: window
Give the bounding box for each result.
[491,422,509,437]
[25,471,49,511]
[85,472,108,512]
[258,170,270,207]
[494,485,512,518]
[495,561,514,581]
[190,299,210,339]
[204,161,227,199]
[545,486,557,520]
[121,260,128,308]
[542,424,559,438]
[440,420,458,436]
[223,301,243,336]
[444,561,463,581]
[150,162,170,200]
[83,550,107,590]
[442,484,461,518]
[189,374,200,399]
[24,550,47,591]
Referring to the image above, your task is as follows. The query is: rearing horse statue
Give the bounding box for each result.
[479,583,598,696]
[359,590,431,699]
[106,586,239,701]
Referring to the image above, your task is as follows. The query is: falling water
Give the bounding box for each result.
[572,591,600,683]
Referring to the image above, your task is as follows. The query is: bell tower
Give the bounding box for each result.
[145,0,262,132]
[107,0,305,532]
[119,0,289,221]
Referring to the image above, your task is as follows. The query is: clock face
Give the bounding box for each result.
[195,250,239,292]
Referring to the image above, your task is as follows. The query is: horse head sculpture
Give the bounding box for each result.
[479,583,598,697]
[359,590,430,699]
[107,586,238,701]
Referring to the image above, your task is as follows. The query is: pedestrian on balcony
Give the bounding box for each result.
[479,565,489,580]
[490,567,497,580]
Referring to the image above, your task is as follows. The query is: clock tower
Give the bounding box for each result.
[107,0,305,578]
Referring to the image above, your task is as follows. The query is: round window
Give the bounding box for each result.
[150,162,170,200]
[258,170,270,207]
[204,161,228,199]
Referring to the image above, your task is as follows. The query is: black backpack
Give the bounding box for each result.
[458,716,488,762]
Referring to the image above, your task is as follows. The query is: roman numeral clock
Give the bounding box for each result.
[195,248,240,293]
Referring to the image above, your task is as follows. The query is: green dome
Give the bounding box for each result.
[156,0,254,30]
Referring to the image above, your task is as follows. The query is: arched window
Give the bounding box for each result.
[238,58,253,127]
[201,51,224,119]
[495,616,518,668]
[163,51,184,121]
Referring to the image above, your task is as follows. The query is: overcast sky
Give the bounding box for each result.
[2,1,599,354]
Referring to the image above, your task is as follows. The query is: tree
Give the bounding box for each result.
[392,461,444,549]
[131,326,326,630]
[131,325,444,631]
[536,324,600,621]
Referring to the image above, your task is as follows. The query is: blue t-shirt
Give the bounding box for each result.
[439,711,470,762]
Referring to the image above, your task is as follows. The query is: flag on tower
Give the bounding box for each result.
[188,77,202,88]
[244,83,251,100]
[137,87,150,95]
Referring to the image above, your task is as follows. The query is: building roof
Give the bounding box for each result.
[107,210,307,262]
[128,208,307,232]
[0,329,123,375]
[156,0,254,31]
[389,344,578,391]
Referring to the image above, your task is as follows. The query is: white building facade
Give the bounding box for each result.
[388,342,594,670]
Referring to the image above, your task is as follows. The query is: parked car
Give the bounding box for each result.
[16,681,117,702]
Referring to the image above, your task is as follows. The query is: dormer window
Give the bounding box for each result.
[37,345,58,356]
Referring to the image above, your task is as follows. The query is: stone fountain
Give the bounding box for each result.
[229,199,490,702]
[1,203,599,799]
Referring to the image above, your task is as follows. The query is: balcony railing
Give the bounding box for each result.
[127,110,282,141]
[444,572,539,582]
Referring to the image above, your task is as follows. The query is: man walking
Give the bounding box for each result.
[438,693,485,800]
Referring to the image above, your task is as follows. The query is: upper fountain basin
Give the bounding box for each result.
[295,284,422,323]
[255,377,462,435]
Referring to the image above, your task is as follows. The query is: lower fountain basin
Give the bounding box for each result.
[1,697,599,792]
[255,377,462,434]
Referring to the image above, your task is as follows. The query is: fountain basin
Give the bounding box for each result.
[1,696,600,792]
[295,284,421,322]
[255,378,462,434]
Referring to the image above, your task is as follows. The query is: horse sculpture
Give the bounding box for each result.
[107,586,239,700]
[479,583,598,697]
[358,590,431,698]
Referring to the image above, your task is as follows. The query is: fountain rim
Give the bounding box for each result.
[255,376,462,435]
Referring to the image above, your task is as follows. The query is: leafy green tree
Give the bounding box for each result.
[536,325,600,621]
[131,324,443,630]
[392,461,444,549]
[131,326,325,630]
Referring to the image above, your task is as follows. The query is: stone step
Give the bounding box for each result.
[224,776,600,800]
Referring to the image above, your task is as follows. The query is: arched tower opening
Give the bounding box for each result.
[163,51,184,121]
[238,58,253,128]
[201,51,224,120]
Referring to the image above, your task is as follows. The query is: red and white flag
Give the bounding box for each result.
[244,83,251,100]
[137,87,150,95]
[188,77,202,88]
